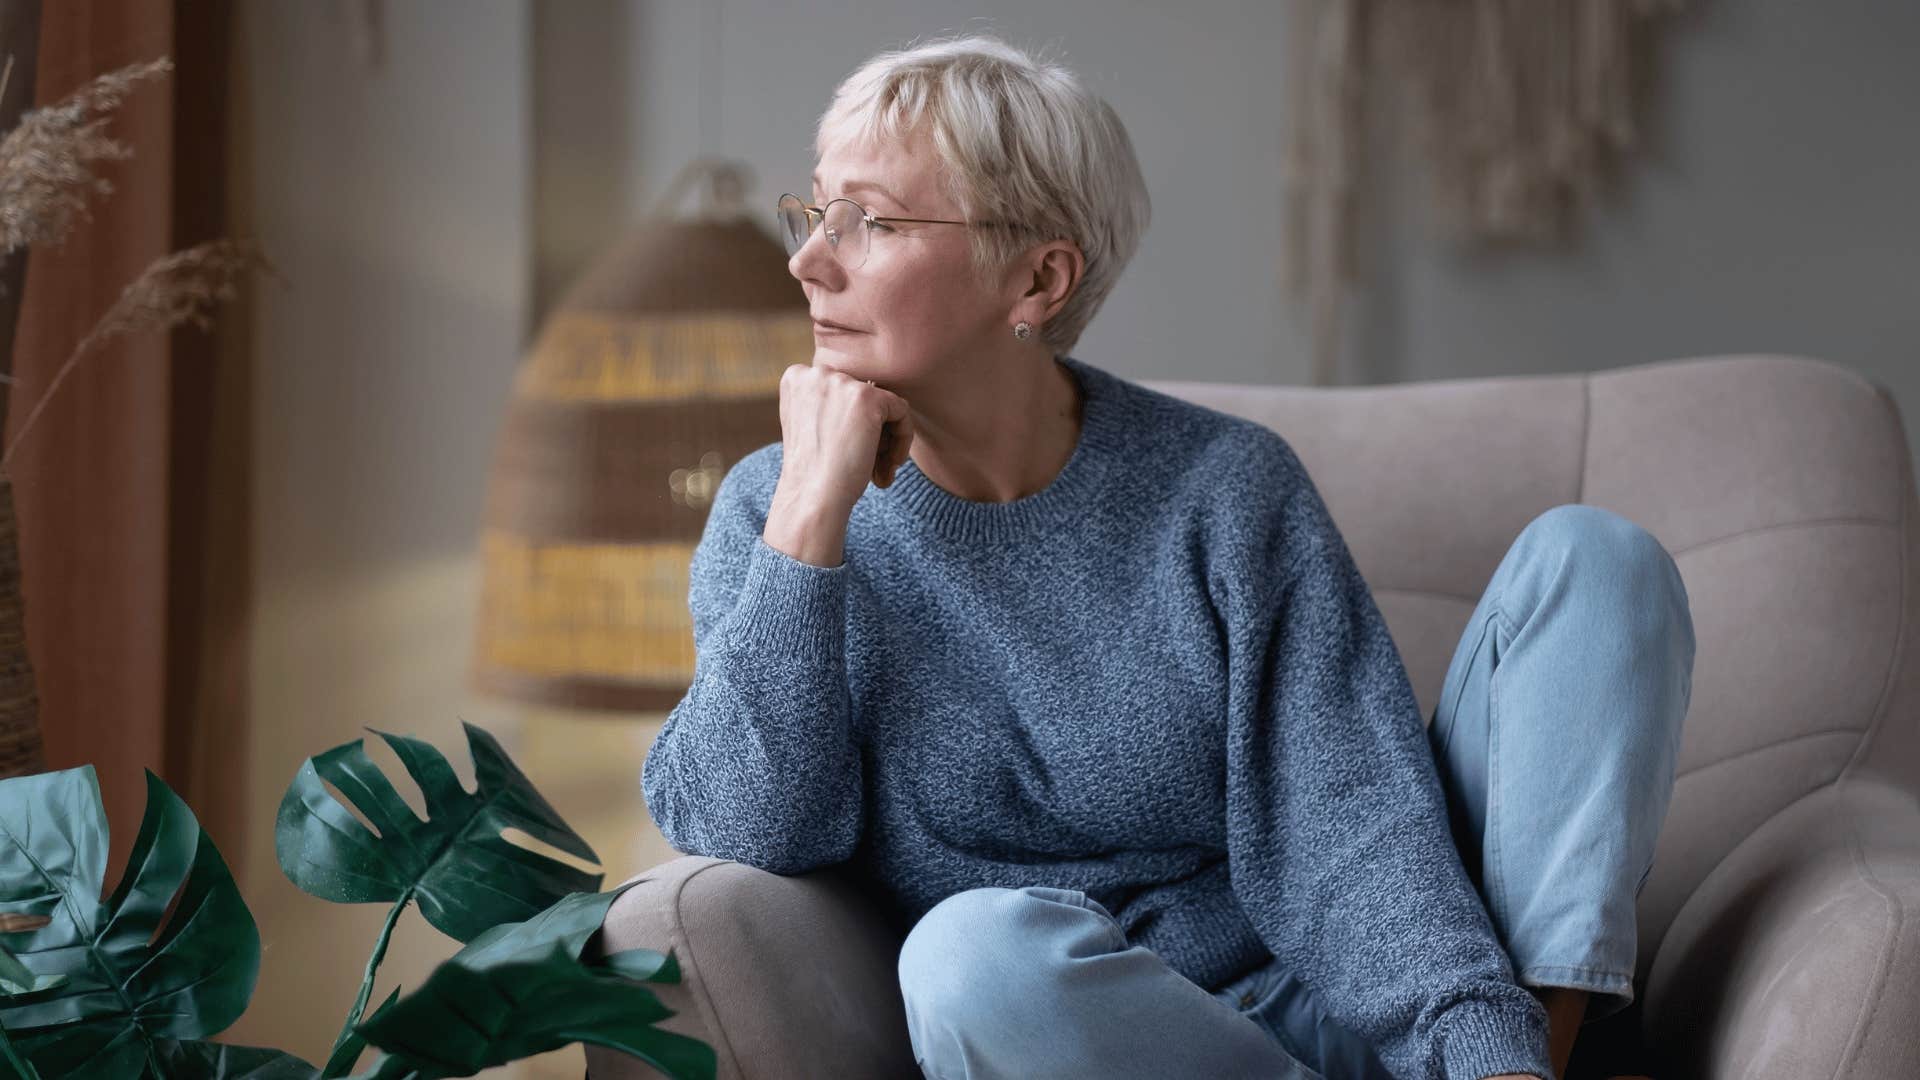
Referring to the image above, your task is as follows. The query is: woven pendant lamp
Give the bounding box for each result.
[472,158,808,712]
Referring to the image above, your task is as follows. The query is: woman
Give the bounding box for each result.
[641,33,1693,1080]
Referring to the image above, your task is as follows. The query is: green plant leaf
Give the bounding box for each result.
[275,721,602,942]
[0,940,63,998]
[0,1020,44,1080]
[149,1040,319,1078]
[0,941,59,1078]
[595,947,679,984]
[347,883,710,1080]
[446,883,640,971]
[0,767,260,1078]
[351,944,713,1080]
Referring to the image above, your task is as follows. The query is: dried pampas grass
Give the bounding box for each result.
[71,238,270,345]
[0,239,275,474]
[0,56,173,256]
[0,50,269,783]
[0,52,274,475]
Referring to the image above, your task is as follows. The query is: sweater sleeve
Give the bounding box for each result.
[639,447,864,875]
[1218,436,1555,1080]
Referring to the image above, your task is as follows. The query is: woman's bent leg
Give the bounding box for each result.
[897,885,1323,1080]
[1426,503,1696,1024]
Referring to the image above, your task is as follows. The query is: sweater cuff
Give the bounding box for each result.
[1432,995,1556,1080]
[714,535,849,660]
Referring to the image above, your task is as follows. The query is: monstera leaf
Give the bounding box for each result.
[0,940,53,1080]
[346,883,714,1080]
[148,1041,320,1078]
[0,938,61,998]
[439,882,641,971]
[351,946,704,1080]
[0,1027,39,1080]
[275,721,602,942]
[0,767,318,1079]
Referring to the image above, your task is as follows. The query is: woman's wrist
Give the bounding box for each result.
[764,485,849,568]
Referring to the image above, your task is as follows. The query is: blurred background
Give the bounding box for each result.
[1,1,1915,1077]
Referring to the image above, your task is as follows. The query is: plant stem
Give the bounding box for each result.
[326,888,413,1072]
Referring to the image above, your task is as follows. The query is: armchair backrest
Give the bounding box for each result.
[1142,354,1920,980]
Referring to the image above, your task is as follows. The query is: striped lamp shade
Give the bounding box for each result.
[472,202,809,713]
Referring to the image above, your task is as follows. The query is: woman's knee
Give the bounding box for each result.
[897,886,1119,1023]
[1519,506,1694,647]
[1519,504,1673,579]
[1515,505,1696,754]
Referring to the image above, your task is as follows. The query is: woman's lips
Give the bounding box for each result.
[813,318,865,334]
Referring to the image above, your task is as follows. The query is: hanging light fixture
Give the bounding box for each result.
[471,158,808,712]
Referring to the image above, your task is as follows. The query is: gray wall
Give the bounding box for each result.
[1370,0,1920,395]
[231,0,539,1070]
[536,0,1919,403]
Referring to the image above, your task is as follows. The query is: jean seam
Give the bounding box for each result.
[1486,605,1518,935]
[1521,963,1634,982]
[1438,611,1499,761]
[1044,887,1128,953]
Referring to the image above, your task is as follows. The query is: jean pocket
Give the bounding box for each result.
[1231,968,1329,1078]
[1250,969,1405,1080]
[1240,965,1289,1013]
[1212,965,1271,1012]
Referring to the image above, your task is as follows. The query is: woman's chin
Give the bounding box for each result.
[811,340,868,370]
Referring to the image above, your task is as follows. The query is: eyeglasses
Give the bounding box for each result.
[776,192,1014,270]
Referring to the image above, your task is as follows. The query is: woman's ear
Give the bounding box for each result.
[1015,240,1084,327]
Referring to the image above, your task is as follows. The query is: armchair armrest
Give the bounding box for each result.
[1643,781,1920,1079]
[583,855,919,1080]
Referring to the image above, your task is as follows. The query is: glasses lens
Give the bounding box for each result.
[822,198,868,269]
[776,194,809,256]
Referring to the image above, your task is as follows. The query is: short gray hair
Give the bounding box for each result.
[816,33,1150,355]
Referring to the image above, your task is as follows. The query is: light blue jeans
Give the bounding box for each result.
[897,505,1695,1079]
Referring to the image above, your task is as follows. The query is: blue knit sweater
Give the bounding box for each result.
[642,355,1555,1079]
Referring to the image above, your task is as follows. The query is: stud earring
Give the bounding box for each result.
[1013,321,1032,340]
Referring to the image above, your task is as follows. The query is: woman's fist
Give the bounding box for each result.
[772,361,917,516]
[759,362,918,568]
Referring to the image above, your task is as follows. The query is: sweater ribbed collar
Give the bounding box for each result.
[880,354,1123,544]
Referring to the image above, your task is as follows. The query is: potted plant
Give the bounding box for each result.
[1,720,714,1078]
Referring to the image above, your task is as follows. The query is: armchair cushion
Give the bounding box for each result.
[1644,781,1920,1078]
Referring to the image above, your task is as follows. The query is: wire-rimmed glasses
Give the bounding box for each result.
[776,192,1005,270]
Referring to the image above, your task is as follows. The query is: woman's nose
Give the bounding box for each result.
[787,222,841,284]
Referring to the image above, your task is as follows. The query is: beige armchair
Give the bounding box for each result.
[586,355,1920,1079]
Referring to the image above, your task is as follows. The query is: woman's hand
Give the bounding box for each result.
[762,361,916,567]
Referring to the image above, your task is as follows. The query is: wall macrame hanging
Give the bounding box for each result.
[1283,0,1687,385]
